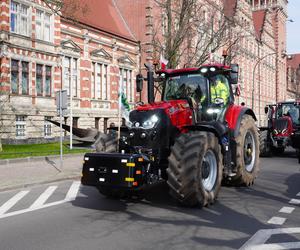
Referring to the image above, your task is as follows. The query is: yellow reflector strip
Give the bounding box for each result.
[138,158,144,162]
[126,163,135,167]
[125,177,134,182]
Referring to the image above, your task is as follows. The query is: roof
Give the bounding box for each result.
[62,0,136,42]
[222,0,237,19]
[157,64,230,75]
[287,54,300,69]
[252,10,267,40]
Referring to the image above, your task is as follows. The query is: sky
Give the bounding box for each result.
[287,0,300,54]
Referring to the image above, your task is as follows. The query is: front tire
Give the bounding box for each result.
[229,115,259,186]
[167,131,223,207]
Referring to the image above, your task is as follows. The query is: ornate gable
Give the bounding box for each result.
[118,55,135,66]
[61,40,81,52]
[90,48,112,60]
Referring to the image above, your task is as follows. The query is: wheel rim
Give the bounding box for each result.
[244,131,256,172]
[201,149,218,192]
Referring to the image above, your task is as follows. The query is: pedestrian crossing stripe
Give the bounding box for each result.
[0,181,81,220]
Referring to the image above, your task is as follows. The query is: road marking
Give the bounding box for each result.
[267,216,286,225]
[239,227,300,250]
[0,181,81,220]
[297,192,300,197]
[29,186,57,209]
[289,199,300,205]
[248,242,300,250]
[0,190,29,215]
[279,206,295,214]
[65,181,81,201]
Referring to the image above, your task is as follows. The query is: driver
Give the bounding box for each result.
[211,75,230,105]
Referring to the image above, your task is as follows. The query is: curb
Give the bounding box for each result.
[0,153,85,166]
[0,174,82,192]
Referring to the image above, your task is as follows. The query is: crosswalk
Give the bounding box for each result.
[0,181,81,219]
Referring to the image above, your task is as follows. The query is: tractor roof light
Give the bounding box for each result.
[200,67,208,73]
[209,67,216,72]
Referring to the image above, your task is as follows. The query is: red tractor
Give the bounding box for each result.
[81,63,260,207]
[260,101,300,156]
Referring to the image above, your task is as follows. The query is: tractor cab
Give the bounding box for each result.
[155,64,238,122]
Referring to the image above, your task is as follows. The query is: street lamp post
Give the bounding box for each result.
[251,51,276,125]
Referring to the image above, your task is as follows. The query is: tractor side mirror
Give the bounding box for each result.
[264,106,269,114]
[230,64,239,85]
[136,74,143,92]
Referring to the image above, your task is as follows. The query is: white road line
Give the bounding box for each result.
[0,200,66,219]
[29,186,57,209]
[239,227,300,250]
[289,199,300,205]
[267,216,286,225]
[0,190,29,215]
[64,181,81,201]
[279,206,295,214]
[248,242,300,250]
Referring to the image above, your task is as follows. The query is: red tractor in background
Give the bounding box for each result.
[260,101,300,157]
[81,62,260,208]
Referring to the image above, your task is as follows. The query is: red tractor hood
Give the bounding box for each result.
[136,100,190,111]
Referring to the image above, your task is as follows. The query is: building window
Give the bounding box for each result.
[92,62,108,100]
[120,68,133,102]
[73,117,79,128]
[63,57,78,97]
[10,1,29,36]
[36,64,43,96]
[44,116,52,137]
[36,9,52,42]
[21,61,29,95]
[45,66,52,96]
[16,115,26,138]
[95,117,100,130]
[11,60,19,94]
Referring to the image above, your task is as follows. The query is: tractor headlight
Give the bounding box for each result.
[143,115,159,129]
[282,128,287,134]
[273,129,278,135]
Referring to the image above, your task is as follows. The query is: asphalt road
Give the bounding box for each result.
[0,150,299,250]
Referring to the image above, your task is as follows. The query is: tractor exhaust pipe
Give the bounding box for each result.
[145,63,155,104]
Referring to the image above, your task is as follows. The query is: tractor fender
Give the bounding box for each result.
[225,105,257,138]
[184,121,228,142]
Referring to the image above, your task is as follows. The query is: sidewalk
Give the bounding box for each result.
[0,154,85,191]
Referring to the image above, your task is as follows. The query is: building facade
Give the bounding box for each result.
[0,0,139,144]
[287,54,300,99]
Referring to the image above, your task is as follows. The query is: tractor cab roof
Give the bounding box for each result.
[156,64,231,76]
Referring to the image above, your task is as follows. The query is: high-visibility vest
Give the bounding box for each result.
[211,81,229,103]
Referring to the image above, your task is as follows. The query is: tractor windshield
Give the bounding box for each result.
[163,73,208,105]
[276,103,300,126]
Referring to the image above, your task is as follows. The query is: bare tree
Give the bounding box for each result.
[150,0,251,69]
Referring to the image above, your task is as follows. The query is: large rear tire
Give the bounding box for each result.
[229,115,259,186]
[167,131,223,207]
[259,130,271,157]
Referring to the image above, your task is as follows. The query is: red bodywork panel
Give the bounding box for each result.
[136,100,193,132]
[225,104,244,130]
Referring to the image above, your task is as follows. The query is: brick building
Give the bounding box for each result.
[287,54,300,99]
[117,0,288,126]
[0,0,139,143]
